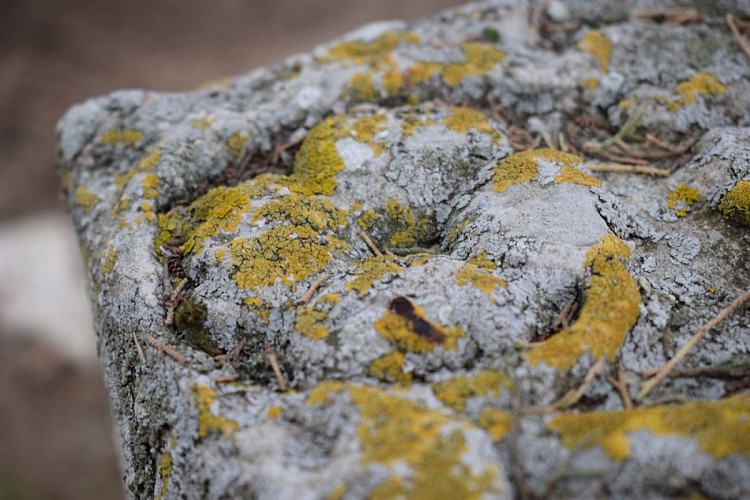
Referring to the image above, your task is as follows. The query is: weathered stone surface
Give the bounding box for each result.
[57,1,750,498]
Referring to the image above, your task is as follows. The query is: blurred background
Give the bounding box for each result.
[0,0,464,497]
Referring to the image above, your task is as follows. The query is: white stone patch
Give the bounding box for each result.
[336,137,375,170]
[0,211,96,364]
[536,159,562,186]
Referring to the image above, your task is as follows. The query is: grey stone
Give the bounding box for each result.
[58,1,750,498]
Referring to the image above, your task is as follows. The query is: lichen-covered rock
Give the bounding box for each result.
[58,1,750,498]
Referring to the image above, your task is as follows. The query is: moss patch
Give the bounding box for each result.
[526,235,640,370]
[549,395,750,461]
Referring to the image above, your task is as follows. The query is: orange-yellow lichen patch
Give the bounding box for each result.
[494,149,600,192]
[357,208,379,231]
[139,148,161,171]
[155,449,172,500]
[178,186,251,255]
[374,301,464,352]
[142,173,160,200]
[348,384,500,498]
[243,297,271,324]
[306,380,347,405]
[666,184,700,217]
[718,180,750,226]
[526,235,640,370]
[369,351,412,385]
[266,405,283,419]
[433,371,511,411]
[295,293,340,340]
[456,254,507,294]
[667,72,726,111]
[227,132,247,159]
[577,30,612,74]
[410,43,506,87]
[74,186,99,212]
[351,72,377,100]
[229,224,347,291]
[346,256,403,295]
[323,31,419,67]
[385,198,432,248]
[99,129,143,146]
[101,245,117,274]
[549,395,750,461]
[478,409,513,441]
[190,116,215,129]
[192,384,239,439]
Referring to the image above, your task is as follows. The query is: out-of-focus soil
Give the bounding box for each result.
[0,0,463,497]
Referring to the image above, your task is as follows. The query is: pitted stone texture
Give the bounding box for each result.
[58,1,750,498]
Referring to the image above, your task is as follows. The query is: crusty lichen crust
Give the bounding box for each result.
[57,2,750,498]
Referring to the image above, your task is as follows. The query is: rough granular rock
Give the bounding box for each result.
[57,1,750,498]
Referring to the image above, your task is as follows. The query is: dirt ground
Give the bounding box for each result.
[0,0,462,497]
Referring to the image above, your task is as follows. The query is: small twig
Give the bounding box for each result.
[551,301,578,332]
[639,365,750,380]
[596,150,651,165]
[298,273,332,305]
[271,133,307,165]
[644,133,680,153]
[164,278,188,326]
[727,14,750,59]
[229,337,248,365]
[267,352,287,391]
[584,103,645,153]
[146,334,187,365]
[530,357,606,413]
[586,163,670,176]
[632,8,703,25]
[133,332,146,364]
[216,374,239,384]
[558,131,572,153]
[607,370,633,410]
[539,130,556,150]
[360,229,383,257]
[637,289,750,400]
[529,0,548,43]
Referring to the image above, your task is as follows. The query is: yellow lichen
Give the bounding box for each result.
[346,255,403,295]
[227,132,247,159]
[101,245,117,274]
[385,198,432,248]
[526,235,640,370]
[295,293,340,340]
[74,186,99,212]
[369,351,412,385]
[192,384,239,439]
[577,30,612,74]
[411,43,505,87]
[493,149,599,193]
[374,301,464,352]
[666,184,700,217]
[327,483,347,500]
[432,371,511,411]
[348,384,500,498]
[99,129,143,146]
[668,72,726,111]
[138,148,161,171]
[306,380,347,405]
[478,409,513,441]
[142,173,160,200]
[357,208,379,230]
[456,254,507,294]
[351,72,377,100]
[229,195,348,291]
[382,69,403,96]
[155,450,172,500]
[289,115,348,195]
[243,297,271,324]
[718,180,750,226]
[179,186,252,255]
[549,395,750,461]
[266,405,283,419]
[190,116,215,129]
[581,77,599,91]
